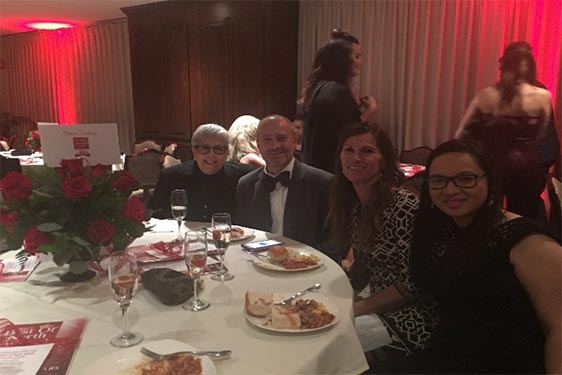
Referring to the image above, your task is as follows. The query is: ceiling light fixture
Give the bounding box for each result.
[25,22,74,31]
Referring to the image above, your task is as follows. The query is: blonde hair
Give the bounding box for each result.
[228,115,260,162]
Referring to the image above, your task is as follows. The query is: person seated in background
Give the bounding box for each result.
[388,139,560,374]
[328,122,437,360]
[235,114,333,250]
[455,42,553,222]
[149,124,255,222]
[301,28,378,173]
[227,115,266,167]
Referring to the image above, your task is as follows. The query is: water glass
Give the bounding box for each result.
[182,230,210,311]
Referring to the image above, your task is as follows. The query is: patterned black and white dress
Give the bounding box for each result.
[352,187,438,353]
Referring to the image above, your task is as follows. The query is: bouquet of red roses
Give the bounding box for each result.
[0,159,146,270]
[25,129,41,151]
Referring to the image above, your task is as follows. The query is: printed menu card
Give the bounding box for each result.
[0,256,40,282]
[0,318,87,375]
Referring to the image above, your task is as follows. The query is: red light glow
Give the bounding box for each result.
[26,22,74,31]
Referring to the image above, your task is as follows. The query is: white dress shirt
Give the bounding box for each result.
[264,157,295,235]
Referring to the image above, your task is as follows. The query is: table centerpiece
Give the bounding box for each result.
[0,159,147,281]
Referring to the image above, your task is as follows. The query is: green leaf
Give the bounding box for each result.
[37,223,63,232]
[53,250,75,266]
[71,236,90,247]
[69,260,88,274]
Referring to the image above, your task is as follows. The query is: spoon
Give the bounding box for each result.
[276,282,322,306]
[141,347,231,361]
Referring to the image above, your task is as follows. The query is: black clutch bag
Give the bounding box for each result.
[142,268,194,306]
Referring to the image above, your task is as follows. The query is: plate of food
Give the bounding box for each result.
[230,226,255,242]
[244,291,339,333]
[251,245,322,272]
[81,339,216,375]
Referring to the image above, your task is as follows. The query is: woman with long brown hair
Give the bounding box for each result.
[301,29,377,173]
[328,122,437,358]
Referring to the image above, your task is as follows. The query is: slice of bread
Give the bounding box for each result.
[268,245,288,262]
[245,291,273,317]
[272,305,301,329]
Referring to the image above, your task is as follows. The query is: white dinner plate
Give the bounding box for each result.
[244,292,339,333]
[251,248,322,272]
[81,339,216,375]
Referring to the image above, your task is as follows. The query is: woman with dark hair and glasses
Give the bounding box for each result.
[387,139,561,374]
[327,122,437,361]
[149,124,255,221]
[301,29,378,173]
[454,42,554,222]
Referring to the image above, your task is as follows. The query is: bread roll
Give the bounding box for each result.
[268,245,288,262]
[272,305,301,329]
[245,291,273,317]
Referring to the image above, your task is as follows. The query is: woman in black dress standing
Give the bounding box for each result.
[301,29,378,173]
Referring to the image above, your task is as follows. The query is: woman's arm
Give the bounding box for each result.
[353,190,419,316]
[510,234,562,374]
[455,94,481,139]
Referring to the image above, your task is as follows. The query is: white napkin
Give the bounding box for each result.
[355,314,392,352]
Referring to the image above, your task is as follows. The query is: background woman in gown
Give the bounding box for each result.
[455,43,553,221]
[301,29,378,173]
[401,140,561,374]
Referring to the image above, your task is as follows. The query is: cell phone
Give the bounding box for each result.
[241,239,284,252]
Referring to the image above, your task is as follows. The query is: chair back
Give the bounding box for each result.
[400,146,433,166]
[133,140,161,153]
[124,149,164,188]
[0,156,22,178]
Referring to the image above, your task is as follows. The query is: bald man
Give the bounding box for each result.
[235,115,334,250]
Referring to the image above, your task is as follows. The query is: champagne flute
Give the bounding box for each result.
[170,189,187,242]
[210,213,234,281]
[182,230,210,311]
[108,251,143,347]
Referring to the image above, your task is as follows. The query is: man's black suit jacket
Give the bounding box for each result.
[148,160,255,222]
[235,159,334,249]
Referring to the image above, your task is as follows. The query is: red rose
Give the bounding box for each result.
[0,171,33,201]
[62,176,92,199]
[0,209,18,233]
[23,227,54,254]
[59,159,84,177]
[114,170,138,192]
[122,196,145,222]
[32,131,40,140]
[87,220,115,244]
[90,164,111,178]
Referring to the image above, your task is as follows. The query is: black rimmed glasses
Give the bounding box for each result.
[193,145,227,155]
[428,173,486,190]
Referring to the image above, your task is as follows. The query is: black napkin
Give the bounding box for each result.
[142,268,194,306]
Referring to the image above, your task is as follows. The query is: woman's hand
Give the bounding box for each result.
[341,247,355,272]
[360,95,378,122]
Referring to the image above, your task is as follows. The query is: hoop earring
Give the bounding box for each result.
[488,196,495,207]
[430,202,435,210]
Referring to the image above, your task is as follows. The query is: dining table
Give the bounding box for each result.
[0,219,369,375]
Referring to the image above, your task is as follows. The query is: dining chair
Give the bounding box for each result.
[133,139,161,153]
[400,146,433,166]
[124,149,165,219]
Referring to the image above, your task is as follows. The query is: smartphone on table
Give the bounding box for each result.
[241,239,284,253]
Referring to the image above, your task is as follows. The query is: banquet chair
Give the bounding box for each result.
[0,155,22,178]
[124,149,165,219]
[133,139,161,153]
[400,146,433,166]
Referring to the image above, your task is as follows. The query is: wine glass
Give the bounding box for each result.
[210,213,234,281]
[170,189,187,242]
[108,251,143,347]
[182,230,210,311]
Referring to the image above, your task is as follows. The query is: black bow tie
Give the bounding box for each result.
[261,171,290,193]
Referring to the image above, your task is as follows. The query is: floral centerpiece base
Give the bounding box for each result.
[60,260,96,282]
[0,159,147,280]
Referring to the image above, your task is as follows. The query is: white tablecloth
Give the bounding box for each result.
[0,219,368,374]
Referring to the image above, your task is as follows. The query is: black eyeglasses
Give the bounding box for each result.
[428,173,486,190]
[193,145,228,155]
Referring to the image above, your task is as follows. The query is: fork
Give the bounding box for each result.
[275,283,322,306]
[140,346,232,361]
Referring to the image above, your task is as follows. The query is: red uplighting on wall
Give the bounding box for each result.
[25,22,74,31]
